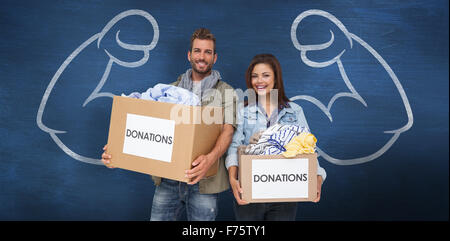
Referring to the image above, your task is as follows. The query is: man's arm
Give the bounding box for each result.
[185,124,234,185]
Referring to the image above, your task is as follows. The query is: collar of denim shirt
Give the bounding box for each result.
[247,102,294,118]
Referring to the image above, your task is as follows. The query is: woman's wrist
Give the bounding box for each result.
[228,166,238,181]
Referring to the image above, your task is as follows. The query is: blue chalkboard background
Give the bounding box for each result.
[0,0,448,220]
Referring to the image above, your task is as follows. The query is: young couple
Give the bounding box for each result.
[101,28,326,221]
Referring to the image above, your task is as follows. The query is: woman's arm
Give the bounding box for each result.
[228,166,249,205]
[225,108,249,205]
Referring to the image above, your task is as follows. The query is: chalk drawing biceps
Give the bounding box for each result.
[290,9,413,165]
[36,9,159,165]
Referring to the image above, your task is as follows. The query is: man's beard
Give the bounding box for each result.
[190,57,213,75]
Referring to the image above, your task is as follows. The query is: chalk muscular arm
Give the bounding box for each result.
[186,124,234,185]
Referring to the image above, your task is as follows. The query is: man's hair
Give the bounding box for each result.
[190,28,216,54]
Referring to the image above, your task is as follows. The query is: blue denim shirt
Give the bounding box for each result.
[225,101,326,181]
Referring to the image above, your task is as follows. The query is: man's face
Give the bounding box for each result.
[188,39,217,75]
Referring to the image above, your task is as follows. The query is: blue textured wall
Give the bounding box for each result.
[0,0,448,220]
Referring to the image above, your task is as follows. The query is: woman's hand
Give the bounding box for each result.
[313,175,323,203]
[228,166,249,205]
[101,144,115,168]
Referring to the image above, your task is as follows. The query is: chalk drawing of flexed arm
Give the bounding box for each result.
[290,9,414,165]
[36,10,159,165]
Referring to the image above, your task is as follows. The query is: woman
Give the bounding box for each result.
[225,54,326,221]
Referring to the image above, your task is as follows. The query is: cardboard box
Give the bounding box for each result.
[106,96,223,183]
[239,151,318,203]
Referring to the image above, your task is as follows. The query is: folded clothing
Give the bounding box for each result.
[244,124,310,155]
[282,132,317,157]
[249,130,264,144]
[121,83,201,106]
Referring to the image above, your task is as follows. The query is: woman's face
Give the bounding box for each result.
[251,63,275,96]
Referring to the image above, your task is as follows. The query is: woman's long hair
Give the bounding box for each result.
[245,54,290,108]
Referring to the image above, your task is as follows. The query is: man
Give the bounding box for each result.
[101,28,236,221]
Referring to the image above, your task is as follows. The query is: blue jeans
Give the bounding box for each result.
[150,178,219,221]
[233,200,298,221]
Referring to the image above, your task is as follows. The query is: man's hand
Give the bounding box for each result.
[185,152,217,185]
[185,124,234,185]
[101,144,115,168]
[313,175,323,203]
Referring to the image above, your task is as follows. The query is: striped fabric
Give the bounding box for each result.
[244,124,310,155]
